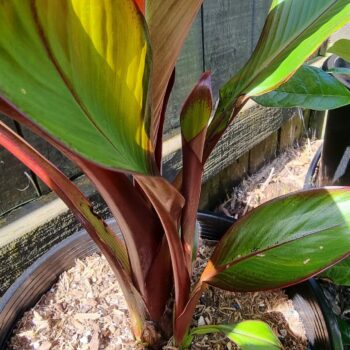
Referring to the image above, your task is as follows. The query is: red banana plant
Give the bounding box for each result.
[1,1,350,349]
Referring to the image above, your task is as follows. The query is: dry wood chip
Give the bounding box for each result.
[89,324,100,350]
[38,341,52,350]
[74,313,101,321]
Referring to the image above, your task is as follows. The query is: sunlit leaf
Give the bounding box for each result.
[206,0,350,153]
[180,72,212,147]
[328,39,350,63]
[202,188,350,292]
[0,0,154,174]
[189,321,281,350]
[253,65,350,110]
[227,0,350,98]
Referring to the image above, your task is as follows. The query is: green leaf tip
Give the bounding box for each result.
[189,321,281,350]
[180,72,213,142]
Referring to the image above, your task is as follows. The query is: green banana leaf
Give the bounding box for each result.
[202,188,350,292]
[0,0,154,175]
[187,321,281,350]
[253,65,350,110]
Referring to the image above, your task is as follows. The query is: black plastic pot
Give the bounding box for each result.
[0,213,341,349]
[320,55,350,186]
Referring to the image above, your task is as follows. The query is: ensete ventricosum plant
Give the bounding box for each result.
[1,0,350,349]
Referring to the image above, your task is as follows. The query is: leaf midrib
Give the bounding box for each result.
[265,90,350,98]
[216,222,346,271]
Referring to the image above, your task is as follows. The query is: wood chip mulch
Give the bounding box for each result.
[218,139,322,219]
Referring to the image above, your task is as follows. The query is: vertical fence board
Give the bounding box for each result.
[164,13,204,134]
[252,0,271,47]
[0,116,39,215]
[202,0,253,98]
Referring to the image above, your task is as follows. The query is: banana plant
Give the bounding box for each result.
[1,1,350,349]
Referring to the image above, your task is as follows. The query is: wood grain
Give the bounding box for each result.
[164,13,204,134]
[0,115,39,215]
[202,0,253,98]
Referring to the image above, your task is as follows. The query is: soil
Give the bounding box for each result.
[7,139,323,350]
[7,250,307,350]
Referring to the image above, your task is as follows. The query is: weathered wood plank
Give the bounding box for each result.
[20,126,81,194]
[252,0,271,47]
[204,105,297,181]
[308,110,327,140]
[163,103,298,182]
[0,115,39,216]
[0,177,110,296]
[164,13,204,134]
[249,131,278,174]
[199,153,249,210]
[279,113,305,150]
[202,0,254,98]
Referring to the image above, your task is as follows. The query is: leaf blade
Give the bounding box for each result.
[190,321,281,350]
[231,0,350,97]
[146,0,203,144]
[0,0,154,174]
[253,65,350,110]
[202,188,350,292]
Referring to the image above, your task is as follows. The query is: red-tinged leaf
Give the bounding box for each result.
[0,0,154,175]
[146,0,203,145]
[135,175,190,321]
[201,188,350,292]
[134,0,145,15]
[78,161,172,320]
[180,72,213,270]
[180,72,213,150]
[175,282,208,344]
[155,69,176,172]
[0,121,129,273]
[0,121,149,338]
